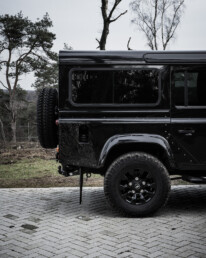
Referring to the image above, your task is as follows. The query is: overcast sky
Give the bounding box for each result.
[1,0,206,90]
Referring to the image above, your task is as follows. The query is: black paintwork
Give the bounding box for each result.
[58,50,206,176]
[59,50,206,64]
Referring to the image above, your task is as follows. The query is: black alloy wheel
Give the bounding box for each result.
[104,152,171,217]
[119,168,156,205]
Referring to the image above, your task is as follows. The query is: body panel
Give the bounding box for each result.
[58,51,206,175]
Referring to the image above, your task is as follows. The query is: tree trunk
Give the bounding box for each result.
[0,118,6,146]
[100,22,110,50]
[11,118,16,143]
[10,100,17,144]
[97,0,127,50]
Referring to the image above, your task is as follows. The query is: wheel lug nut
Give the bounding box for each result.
[142,181,146,185]
[129,182,132,186]
[135,177,139,181]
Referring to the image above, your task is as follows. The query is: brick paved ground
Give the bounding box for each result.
[0,185,206,258]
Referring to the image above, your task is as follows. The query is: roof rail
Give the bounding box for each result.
[144,52,206,63]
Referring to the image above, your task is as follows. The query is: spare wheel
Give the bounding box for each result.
[37,87,58,148]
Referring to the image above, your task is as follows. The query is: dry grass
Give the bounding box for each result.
[0,158,103,188]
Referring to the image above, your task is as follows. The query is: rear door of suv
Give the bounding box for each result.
[171,65,206,170]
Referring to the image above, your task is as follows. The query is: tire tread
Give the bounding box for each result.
[104,152,171,217]
[37,88,58,148]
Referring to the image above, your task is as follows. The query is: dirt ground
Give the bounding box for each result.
[0,142,55,165]
[0,142,103,188]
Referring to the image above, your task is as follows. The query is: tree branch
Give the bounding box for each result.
[0,44,7,55]
[139,22,154,50]
[127,37,132,50]
[16,41,36,65]
[0,60,6,65]
[153,0,158,50]
[12,42,37,98]
[161,0,166,49]
[107,0,121,21]
[4,103,10,113]
[0,81,8,90]
[31,51,50,63]
[138,10,153,33]
[96,38,100,49]
[164,20,179,50]
[164,0,184,49]
[5,49,12,94]
[110,10,127,22]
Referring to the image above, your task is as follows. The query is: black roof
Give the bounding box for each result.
[59,50,206,65]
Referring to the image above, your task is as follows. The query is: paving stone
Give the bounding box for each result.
[0,186,206,258]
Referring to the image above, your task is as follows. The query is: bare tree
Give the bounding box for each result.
[96,0,127,50]
[130,0,185,50]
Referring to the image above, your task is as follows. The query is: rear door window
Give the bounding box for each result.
[174,67,206,107]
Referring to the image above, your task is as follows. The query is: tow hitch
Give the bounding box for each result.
[58,165,79,177]
[58,165,92,204]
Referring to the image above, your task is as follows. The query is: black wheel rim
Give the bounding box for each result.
[119,167,156,205]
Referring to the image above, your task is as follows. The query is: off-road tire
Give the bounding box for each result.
[104,152,171,217]
[37,88,58,148]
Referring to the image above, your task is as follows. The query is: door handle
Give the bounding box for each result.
[178,129,195,136]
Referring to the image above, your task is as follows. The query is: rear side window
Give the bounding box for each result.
[174,67,206,106]
[70,69,159,105]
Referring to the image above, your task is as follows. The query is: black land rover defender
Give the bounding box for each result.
[37,51,206,217]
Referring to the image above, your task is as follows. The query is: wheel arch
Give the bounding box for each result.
[98,134,175,172]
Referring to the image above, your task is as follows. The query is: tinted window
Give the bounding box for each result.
[174,72,185,106]
[188,71,206,106]
[174,68,206,106]
[71,70,159,105]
